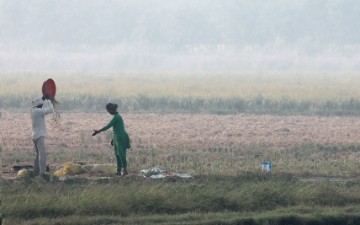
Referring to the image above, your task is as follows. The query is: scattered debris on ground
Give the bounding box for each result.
[3,163,193,182]
[140,167,192,179]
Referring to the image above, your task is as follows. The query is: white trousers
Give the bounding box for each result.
[33,136,47,174]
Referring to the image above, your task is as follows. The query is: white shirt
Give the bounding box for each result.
[31,100,54,140]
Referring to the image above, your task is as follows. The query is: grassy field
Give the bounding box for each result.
[2,72,360,224]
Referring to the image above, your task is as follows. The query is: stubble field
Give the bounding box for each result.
[2,112,360,177]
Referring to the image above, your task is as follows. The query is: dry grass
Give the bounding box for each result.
[1,72,360,100]
[2,112,360,177]
[2,73,360,224]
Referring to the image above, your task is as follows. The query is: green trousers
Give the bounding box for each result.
[114,136,127,170]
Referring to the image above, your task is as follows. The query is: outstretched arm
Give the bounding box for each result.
[100,116,117,132]
[92,115,117,136]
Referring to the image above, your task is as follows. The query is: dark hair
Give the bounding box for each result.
[106,103,118,112]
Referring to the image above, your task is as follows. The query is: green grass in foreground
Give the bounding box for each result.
[4,209,360,225]
[2,173,360,225]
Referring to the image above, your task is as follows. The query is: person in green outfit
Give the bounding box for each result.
[92,103,131,176]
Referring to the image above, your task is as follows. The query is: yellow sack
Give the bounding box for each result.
[53,168,64,176]
[53,162,84,176]
[17,169,32,178]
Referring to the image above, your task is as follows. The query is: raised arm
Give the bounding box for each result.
[40,99,54,115]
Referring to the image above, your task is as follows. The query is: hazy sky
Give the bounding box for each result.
[1,0,359,72]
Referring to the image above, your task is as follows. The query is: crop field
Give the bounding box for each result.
[1,73,360,224]
[2,72,360,115]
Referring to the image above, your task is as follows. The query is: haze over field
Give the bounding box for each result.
[1,0,359,72]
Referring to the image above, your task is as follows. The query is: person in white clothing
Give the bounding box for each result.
[31,96,54,175]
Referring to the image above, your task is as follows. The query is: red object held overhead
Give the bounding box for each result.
[42,78,56,97]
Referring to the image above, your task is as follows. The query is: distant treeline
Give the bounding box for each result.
[2,94,360,116]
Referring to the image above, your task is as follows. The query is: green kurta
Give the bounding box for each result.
[99,112,130,169]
